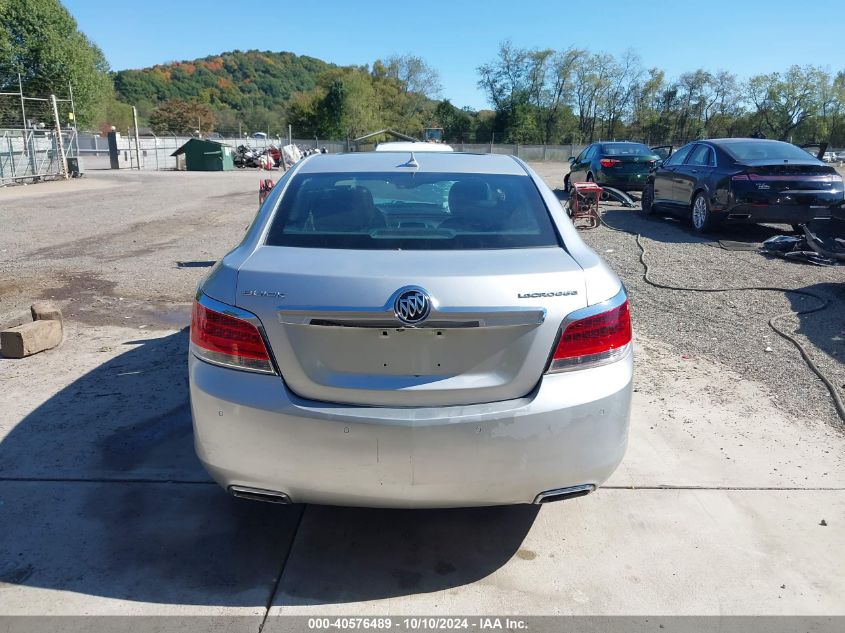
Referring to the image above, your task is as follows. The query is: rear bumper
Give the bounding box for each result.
[189,351,633,508]
[725,185,843,224]
[720,204,836,224]
[596,170,648,191]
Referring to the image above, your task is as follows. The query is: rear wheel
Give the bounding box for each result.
[586,172,594,182]
[564,173,571,193]
[641,182,656,215]
[691,192,715,233]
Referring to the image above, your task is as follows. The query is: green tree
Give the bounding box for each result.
[149,99,217,135]
[0,0,112,127]
[747,66,824,140]
[317,79,348,138]
[433,100,474,142]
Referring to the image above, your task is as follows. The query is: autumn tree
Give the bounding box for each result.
[149,99,217,135]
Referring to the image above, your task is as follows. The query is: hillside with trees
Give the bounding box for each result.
[115,52,446,139]
[114,50,333,135]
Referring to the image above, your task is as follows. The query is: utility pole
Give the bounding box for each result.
[50,95,68,179]
[132,106,141,170]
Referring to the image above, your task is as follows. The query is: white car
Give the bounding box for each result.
[376,141,454,152]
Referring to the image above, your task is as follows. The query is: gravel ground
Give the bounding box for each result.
[0,169,261,330]
[529,161,845,429]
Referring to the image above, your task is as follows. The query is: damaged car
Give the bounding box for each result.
[641,138,845,233]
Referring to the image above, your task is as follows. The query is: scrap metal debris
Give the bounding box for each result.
[762,216,845,265]
[801,218,845,263]
[598,186,636,208]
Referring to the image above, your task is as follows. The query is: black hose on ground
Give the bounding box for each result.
[578,200,845,423]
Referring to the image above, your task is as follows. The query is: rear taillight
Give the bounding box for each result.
[547,299,632,373]
[190,299,275,374]
[600,158,621,168]
[731,174,750,181]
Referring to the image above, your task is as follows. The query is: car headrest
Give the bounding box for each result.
[447,180,495,223]
[310,187,380,232]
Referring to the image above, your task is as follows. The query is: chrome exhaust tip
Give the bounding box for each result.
[533,484,595,504]
[229,485,292,504]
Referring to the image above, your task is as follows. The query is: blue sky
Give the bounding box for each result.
[65,0,844,110]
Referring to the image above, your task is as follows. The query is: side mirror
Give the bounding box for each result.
[568,156,575,164]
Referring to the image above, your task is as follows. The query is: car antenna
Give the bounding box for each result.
[401,152,419,168]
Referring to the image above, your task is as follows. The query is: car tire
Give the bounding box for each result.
[586,172,594,182]
[564,174,571,193]
[641,182,656,216]
[690,192,715,233]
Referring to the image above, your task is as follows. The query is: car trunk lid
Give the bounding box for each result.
[740,163,841,192]
[603,155,657,173]
[236,246,587,406]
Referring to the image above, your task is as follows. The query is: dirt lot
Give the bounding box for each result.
[0,165,843,621]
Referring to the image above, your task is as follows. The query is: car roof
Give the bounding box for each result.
[707,138,790,146]
[375,142,454,152]
[295,151,527,175]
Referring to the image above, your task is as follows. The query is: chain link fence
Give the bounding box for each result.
[0,76,78,185]
[76,133,597,172]
[76,133,346,171]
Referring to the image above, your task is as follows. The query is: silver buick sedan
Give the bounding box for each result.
[189,151,632,508]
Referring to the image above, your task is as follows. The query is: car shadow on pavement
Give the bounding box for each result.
[0,329,539,608]
[786,281,845,368]
[275,503,540,605]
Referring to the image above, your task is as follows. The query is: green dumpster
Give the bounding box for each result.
[171,138,234,171]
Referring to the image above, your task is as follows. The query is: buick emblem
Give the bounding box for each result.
[393,288,431,324]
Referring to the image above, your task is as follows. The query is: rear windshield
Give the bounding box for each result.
[601,143,657,157]
[721,141,820,162]
[265,171,560,250]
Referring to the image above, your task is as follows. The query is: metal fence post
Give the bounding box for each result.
[17,74,26,130]
[8,134,17,179]
[132,106,141,170]
[50,95,68,179]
